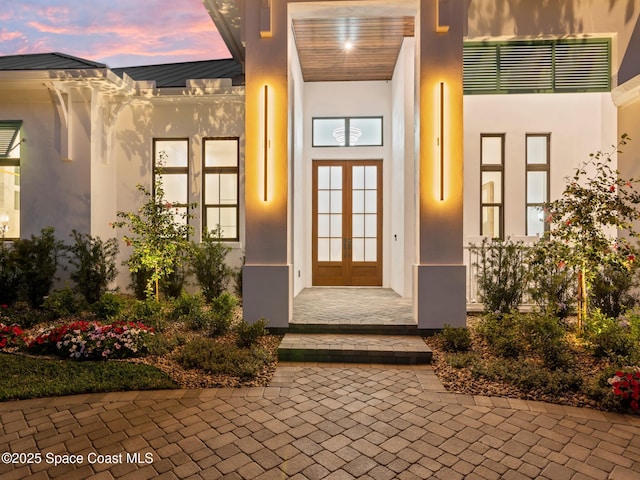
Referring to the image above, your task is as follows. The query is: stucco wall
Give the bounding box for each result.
[0,86,92,240]
[111,94,246,291]
[463,91,618,240]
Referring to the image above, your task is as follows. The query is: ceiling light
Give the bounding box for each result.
[344,40,354,51]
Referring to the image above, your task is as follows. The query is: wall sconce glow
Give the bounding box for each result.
[260,84,274,202]
[439,81,445,201]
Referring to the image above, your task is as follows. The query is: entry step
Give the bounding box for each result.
[278,333,432,365]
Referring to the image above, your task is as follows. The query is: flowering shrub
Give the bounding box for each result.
[0,323,24,349]
[608,369,640,410]
[28,321,154,360]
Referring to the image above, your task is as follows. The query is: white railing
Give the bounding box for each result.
[464,236,540,309]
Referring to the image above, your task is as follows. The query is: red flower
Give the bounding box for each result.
[629,254,636,263]
[610,185,616,192]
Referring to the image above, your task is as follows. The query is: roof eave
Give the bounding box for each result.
[202,0,245,67]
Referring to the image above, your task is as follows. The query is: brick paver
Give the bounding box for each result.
[1,363,639,479]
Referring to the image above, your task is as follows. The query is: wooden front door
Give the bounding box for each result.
[312,160,382,286]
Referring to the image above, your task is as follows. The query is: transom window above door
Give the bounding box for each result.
[312,117,383,147]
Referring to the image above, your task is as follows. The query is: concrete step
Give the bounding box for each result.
[288,323,419,335]
[278,333,433,365]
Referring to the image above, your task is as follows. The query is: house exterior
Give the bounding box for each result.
[0,0,639,331]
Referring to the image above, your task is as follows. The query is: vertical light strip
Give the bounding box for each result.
[439,81,445,201]
[263,84,269,202]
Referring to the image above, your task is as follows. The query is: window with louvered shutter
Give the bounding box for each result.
[464,39,610,94]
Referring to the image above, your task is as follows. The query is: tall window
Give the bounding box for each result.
[480,134,504,239]
[0,121,21,239]
[153,139,189,225]
[526,134,550,236]
[203,138,239,240]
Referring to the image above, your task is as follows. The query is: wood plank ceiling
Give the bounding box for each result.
[292,16,415,82]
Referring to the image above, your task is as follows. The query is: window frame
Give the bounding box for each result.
[312,116,383,147]
[202,137,240,242]
[152,138,190,228]
[525,133,551,236]
[0,121,22,240]
[480,134,505,239]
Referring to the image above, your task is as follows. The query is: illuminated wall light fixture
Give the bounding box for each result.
[439,81,445,201]
[262,84,269,202]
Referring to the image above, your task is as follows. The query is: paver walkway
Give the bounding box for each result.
[1,363,639,479]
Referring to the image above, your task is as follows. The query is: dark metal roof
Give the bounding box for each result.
[0,52,106,70]
[113,58,244,87]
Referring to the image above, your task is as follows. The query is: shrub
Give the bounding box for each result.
[439,325,472,352]
[590,263,639,319]
[236,318,268,348]
[583,310,638,362]
[445,352,480,369]
[42,288,87,320]
[123,298,166,332]
[67,231,119,304]
[209,293,238,336]
[171,292,204,321]
[528,239,576,318]
[476,312,525,358]
[472,238,529,315]
[12,227,65,308]
[0,302,49,329]
[234,255,244,301]
[0,243,20,306]
[519,313,572,370]
[175,337,272,379]
[190,228,232,303]
[91,293,126,320]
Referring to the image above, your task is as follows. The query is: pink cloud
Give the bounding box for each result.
[0,31,25,42]
[5,0,231,66]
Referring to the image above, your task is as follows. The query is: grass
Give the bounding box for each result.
[0,353,177,401]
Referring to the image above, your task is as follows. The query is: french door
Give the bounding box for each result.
[312,160,382,286]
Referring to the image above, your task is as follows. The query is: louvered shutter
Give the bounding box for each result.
[0,122,21,158]
[555,41,610,91]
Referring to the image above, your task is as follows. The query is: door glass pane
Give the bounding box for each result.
[527,206,545,236]
[318,166,331,189]
[364,166,377,189]
[0,165,19,238]
[330,238,342,261]
[352,214,364,237]
[365,238,377,262]
[352,166,365,189]
[330,214,342,237]
[318,191,330,213]
[527,136,548,165]
[527,171,547,203]
[481,136,503,165]
[482,206,501,238]
[330,191,342,213]
[318,239,330,261]
[155,140,187,167]
[330,166,342,189]
[481,171,502,203]
[364,190,377,214]
[219,208,237,239]
[318,214,330,237]
[365,214,376,237]
[352,238,364,262]
[352,190,365,214]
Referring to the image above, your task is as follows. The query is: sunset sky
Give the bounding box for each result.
[0,0,230,67]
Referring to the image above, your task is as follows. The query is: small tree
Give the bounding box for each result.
[67,230,119,304]
[190,226,232,303]
[112,167,194,300]
[545,135,640,326]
